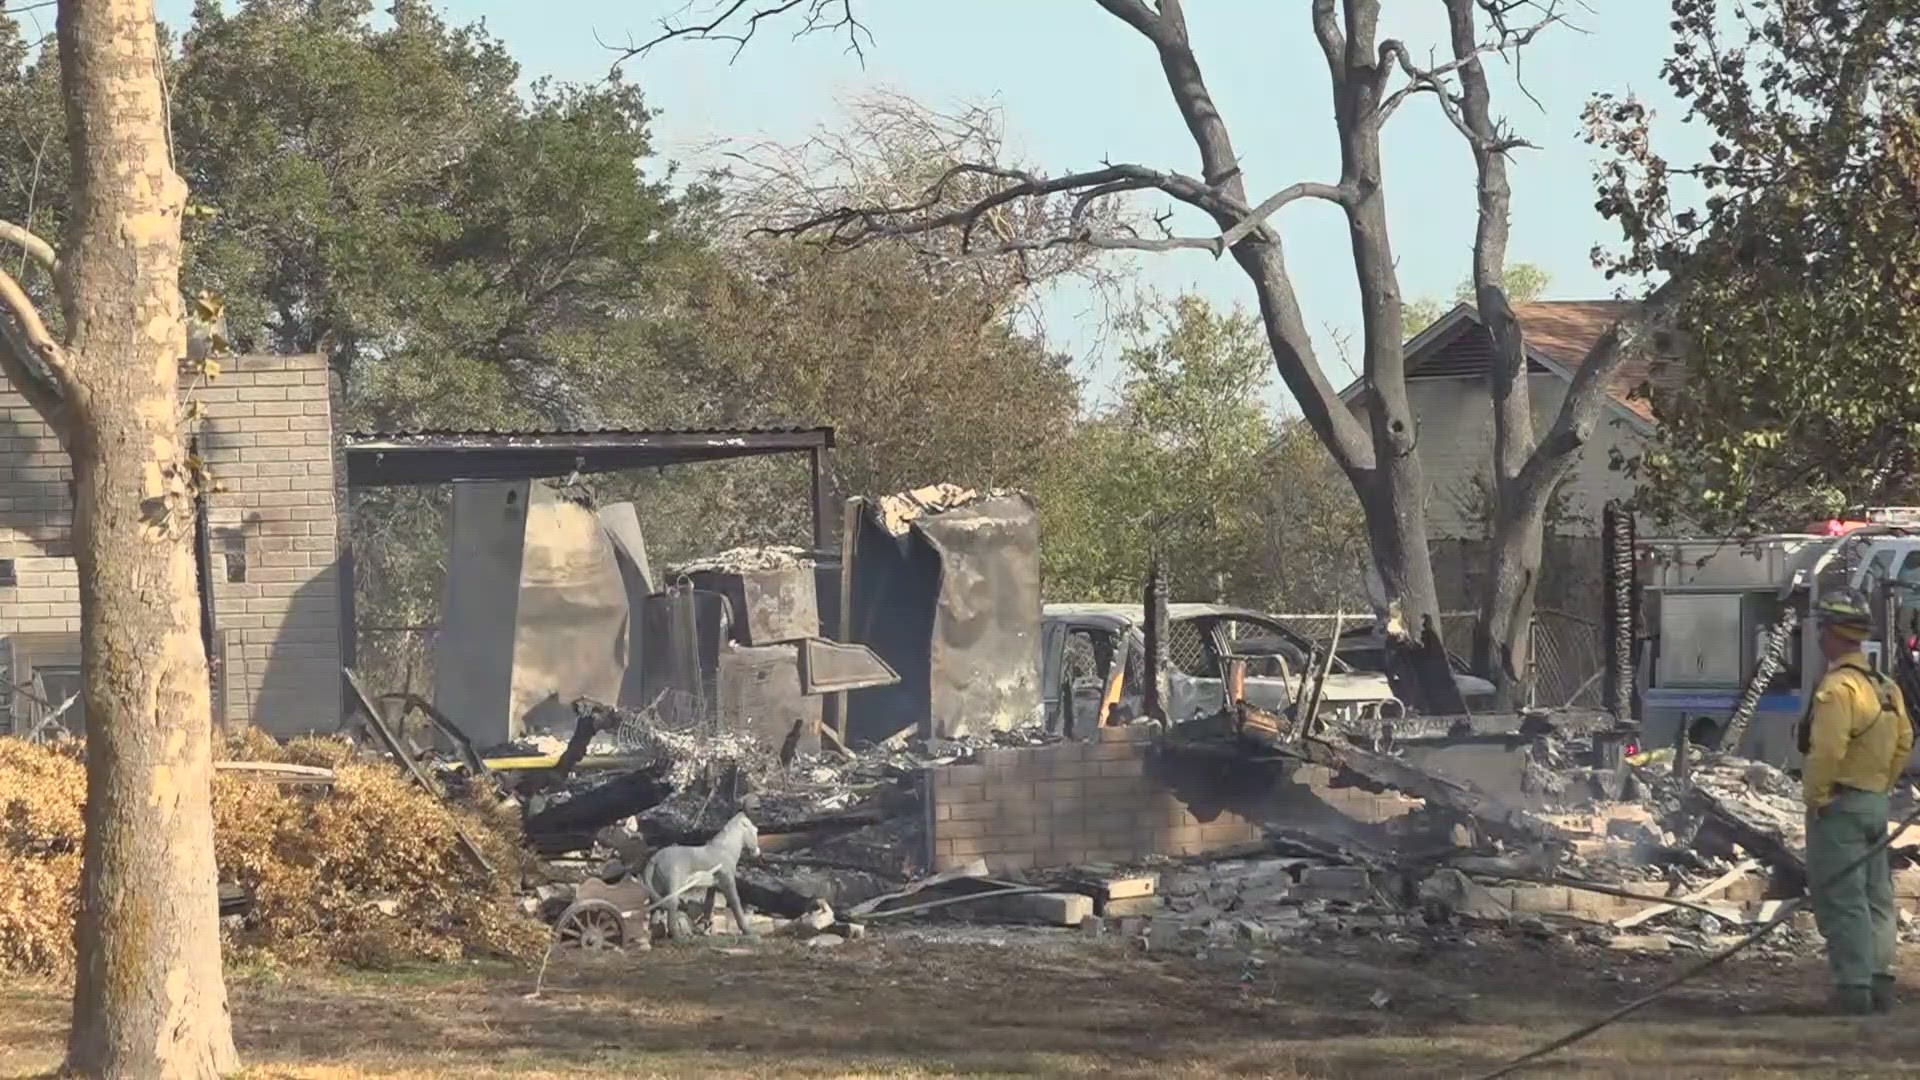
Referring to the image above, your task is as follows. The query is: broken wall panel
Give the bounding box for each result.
[434,480,630,745]
[846,490,1042,743]
[844,514,940,744]
[598,502,655,708]
[684,566,821,646]
[917,494,1043,738]
[506,484,630,732]
[433,480,529,746]
[715,642,821,756]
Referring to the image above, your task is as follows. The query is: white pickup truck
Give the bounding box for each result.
[1040,603,1410,734]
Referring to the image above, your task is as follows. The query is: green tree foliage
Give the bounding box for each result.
[586,240,1082,565]
[1401,263,1551,342]
[1037,295,1365,610]
[0,3,1087,693]
[1589,1,1920,532]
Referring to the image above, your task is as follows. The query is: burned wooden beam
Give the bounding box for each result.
[1683,785,1807,890]
[1297,734,1565,850]
[522,769,674,845]
[343,666,495,874]
[1602,500,1637,720]
[1142,548,1169,723]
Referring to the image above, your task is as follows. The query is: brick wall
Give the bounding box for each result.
[0,354,341,736]
[925,726,1265,873]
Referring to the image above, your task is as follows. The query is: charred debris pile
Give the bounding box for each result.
[343,650,1917,959]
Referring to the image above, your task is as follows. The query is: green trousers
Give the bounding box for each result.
[1807,787,1897,991]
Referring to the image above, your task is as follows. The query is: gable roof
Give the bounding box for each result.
[1344,299,1657,431]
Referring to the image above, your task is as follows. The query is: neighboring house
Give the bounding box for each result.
[1340,300,1662,615]
[0,355,343,738]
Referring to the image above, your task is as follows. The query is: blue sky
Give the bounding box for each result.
[146,0,1699,405]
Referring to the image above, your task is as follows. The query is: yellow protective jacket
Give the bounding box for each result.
[1802,650,1913,809]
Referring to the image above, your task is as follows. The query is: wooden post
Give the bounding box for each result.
[1142,547,1169,723]
[832,496,862,744]
[1602,501,1637,721]
[809,446,830,552]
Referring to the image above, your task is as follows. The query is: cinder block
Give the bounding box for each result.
[938,820,987,839]
[948,801,998,822]
[1034,779,1085,800]
[1049,759,1097,780]
[937,783,984,805]
[1509,887,1572,914]
[985,815,1039,838]
[1567,889,1635,921]
[1100,895,1165,917]
[1302,866,1370,890]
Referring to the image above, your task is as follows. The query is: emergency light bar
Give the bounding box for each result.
[1860,507,1920,525]
[1820,508,1920,534]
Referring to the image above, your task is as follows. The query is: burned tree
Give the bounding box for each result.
[621,1,1632,682]
[1439,1,1656,705]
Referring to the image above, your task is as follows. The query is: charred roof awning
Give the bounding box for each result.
[342,426,835,486]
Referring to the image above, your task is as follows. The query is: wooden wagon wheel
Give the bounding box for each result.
[553,899,627,951]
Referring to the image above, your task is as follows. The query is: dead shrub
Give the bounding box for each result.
[0,734,545,978]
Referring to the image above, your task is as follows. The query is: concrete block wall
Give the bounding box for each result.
[925,725,1265,872]
[1285,764,1428,826]
[0,355,341,735]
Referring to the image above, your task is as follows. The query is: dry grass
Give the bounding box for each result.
[6,934,1920,1078]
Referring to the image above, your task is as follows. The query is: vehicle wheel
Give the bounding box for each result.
[553,899,627,951]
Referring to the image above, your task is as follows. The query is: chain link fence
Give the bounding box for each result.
[1533,608,1605,709]
[1275,610,1604,710]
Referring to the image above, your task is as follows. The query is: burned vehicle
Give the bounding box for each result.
[1326,626,1498,711]
[1040,603,1406,735]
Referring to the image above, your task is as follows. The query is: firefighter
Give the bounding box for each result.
[1801,592,1913,1014]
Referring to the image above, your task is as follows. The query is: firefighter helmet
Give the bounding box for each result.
[1814,592,1875,632]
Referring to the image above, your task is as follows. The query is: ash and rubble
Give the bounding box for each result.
[492,694,1915,958]
[352,481,1912,957]
[1070,734,1916,961]
[492,694,1070,925]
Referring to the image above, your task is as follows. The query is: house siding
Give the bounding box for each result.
[0,355,342,736]
[1353,372,1646,540]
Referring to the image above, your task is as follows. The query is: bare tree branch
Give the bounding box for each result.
[1376,3,1563,144]
[753,161,1241,251]
[0,265,69,429]
[1213,180,1352,252]
[1515,288,1674,500]
[604,0,870,69]
[1098,0,1374,474]
[0,217,57,277]
[1311,0,1346,81]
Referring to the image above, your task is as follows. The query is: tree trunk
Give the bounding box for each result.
[57,0,240,1076]
[1357,456,1442,632]
[1474,497,1548,710]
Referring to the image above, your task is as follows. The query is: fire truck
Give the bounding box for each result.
[1636,507,1920,769]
